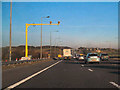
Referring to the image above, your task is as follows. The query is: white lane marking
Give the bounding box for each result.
[112,64,117,66]
[109,82,120,89]
[81,65,84,67]
[88,69,93,72]
[5,60,62,89]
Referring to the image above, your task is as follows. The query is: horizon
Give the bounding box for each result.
[2,45,119,50]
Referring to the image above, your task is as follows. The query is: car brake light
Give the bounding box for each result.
[88,56,90,58]
[97,56,99,58]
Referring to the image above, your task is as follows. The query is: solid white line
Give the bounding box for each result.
[5,60,62,89]
[109,82,120,89]
[88,69,93,72]
[81,65,84,67]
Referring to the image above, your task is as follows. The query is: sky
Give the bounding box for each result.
[1,0,120,2]
[2,2,118,49]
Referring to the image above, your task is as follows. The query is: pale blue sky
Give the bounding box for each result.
[2,2,118,48]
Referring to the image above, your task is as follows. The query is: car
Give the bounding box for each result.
[100,53,109,61]
[20,57,31,60]
[53,57,59,60]
[73,56,76,59]
[76,54,79,59]
[85,53,100,64]
[78,54,84,60]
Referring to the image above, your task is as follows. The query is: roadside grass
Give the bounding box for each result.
[2,59,53,71]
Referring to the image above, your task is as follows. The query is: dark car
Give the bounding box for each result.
[100,53,109,61]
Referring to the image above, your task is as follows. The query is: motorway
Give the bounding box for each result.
[2,59,120,89]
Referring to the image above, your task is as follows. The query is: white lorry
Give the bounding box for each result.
[63,49,72,60]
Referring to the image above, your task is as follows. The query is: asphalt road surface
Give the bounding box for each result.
[2,59,120,89]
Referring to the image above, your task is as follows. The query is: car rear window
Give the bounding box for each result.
[89,54,98,56]
[102,54,108,56]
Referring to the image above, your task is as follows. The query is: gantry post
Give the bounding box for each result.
[25,22,60,58]
[25,24,29,57]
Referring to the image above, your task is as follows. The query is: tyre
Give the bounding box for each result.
[97,62,100,64]
[85,61,88,64]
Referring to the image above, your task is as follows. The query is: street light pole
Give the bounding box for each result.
[9,0,12,62]
[50,31,51,58]
[40,16,50,59]
[40,17,42,59]
[59,41,62,55]
[50,31,59,58]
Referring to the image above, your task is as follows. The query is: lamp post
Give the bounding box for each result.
[9,0,12,62]
[54,37,60,57]
[40,16,50,59]
[58,40,62,55]
[50,30,59,58]
[56,39,62,56]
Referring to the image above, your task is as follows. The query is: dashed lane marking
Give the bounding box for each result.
[5,60,62,89]
[81,65,84,67]
[88,69,93,72]
[109,82,120,89]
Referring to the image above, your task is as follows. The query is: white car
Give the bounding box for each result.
[73,56,76,59]
[20,57,31,60]
[78,55,84,60]
[85,53,100,64]
[79,56,84,59]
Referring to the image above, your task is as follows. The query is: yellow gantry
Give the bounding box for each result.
[25,23,60,57]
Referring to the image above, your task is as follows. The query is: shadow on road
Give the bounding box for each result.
[63,60,85,64]
[62,59,120,75]
[63,59,120,65]
[84,65,120,70]
[109,71,120,75]
[64,61,85,64]
[100,61,120,64]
